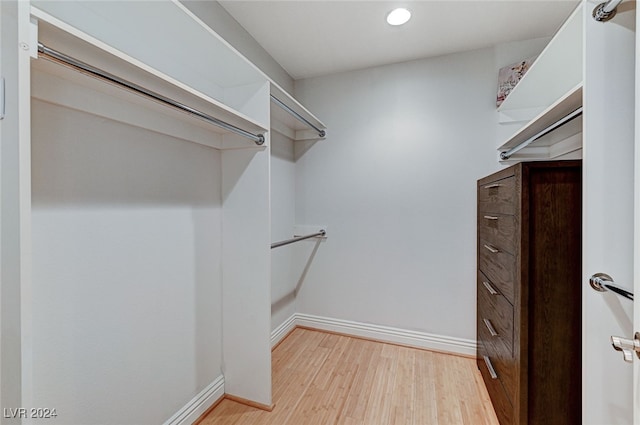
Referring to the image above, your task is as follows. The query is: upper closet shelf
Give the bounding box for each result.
[30,1,271,150]
[270,84,327,142]
[498,2,582,121]
[496,2,583,162]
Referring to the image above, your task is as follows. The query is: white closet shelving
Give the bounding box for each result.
[270,83,327,141]
[31,2,270,150]
[497,2,583,163]
[8,1,325,421]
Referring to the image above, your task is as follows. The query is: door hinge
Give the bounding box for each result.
[0,77,5,120]
[611,332,640,363]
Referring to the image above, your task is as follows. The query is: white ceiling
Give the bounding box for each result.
[219,0,581,80]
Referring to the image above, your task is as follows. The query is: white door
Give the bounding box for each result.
[583,1,636,424]
[635,2,640,422]
[0,0,23,418]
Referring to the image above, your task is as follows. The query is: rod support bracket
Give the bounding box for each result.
[593,2,617,22]
[256,134,265,146]
[499,151,510,160]
[589,272,612,292]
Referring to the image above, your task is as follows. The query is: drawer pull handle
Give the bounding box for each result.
[483,215,499,220]
[483,183,503,189]
[483,244,499,253]
[482,281,498,295]
[483,355,498,379]
[483,318,499,337]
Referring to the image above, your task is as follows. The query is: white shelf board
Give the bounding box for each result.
[31,1,267,104]
[498,2,583,114]
[33,11,268,150]
[270,83,326,141]
[498,84,582,163]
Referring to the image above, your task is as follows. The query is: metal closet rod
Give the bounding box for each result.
[270,94,326,138]
[590,273,634,301]
[37,42,265,146]
[271,230,326,249]
[500,106,583,160]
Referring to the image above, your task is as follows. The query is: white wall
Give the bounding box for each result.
[292,44,540,342]
[30,99,223,424]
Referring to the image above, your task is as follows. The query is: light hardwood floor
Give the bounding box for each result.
[198,328,499,425]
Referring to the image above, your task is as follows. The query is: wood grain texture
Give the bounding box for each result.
[199,328,499,425]
[477,161,582,425]
[479,214,516,256]
[478,176,517,215]
[478,246,516,304]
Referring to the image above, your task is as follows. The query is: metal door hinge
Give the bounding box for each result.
[0,77,5,120]
[611,332,640,363]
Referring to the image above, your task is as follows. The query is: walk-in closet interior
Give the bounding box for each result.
[0,1,638,424]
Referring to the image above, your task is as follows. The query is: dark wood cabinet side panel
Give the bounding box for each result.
[527,166,582,425]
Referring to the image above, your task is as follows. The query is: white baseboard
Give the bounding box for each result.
[163,374,224,425]
[270,313,297,348]
[293,313,477,357]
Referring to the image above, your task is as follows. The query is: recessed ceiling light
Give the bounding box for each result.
[386,8,411,26]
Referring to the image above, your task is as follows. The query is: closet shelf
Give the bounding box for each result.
[497,2,583,121]
[497,84,582,163]
[270,84,327,142]
[496,2,583,163]
[31,3,270,150]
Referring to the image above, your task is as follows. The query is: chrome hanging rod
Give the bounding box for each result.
[271,230,326,249]
[270,94,326,138]
[590,273,633,301]
[500,107,583,160]
[37,42,265,146]
[592,0,623,22]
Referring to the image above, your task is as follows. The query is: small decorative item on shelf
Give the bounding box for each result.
[496,56,537,107]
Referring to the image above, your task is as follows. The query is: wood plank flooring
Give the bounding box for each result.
[198,328,499,425]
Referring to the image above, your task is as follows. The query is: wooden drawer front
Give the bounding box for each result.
[478,176,516,215]
[478,327,517,406]
[478,214,516,256]
[478,275,514,355]
[479,241,516,304]
[477,343,514,425]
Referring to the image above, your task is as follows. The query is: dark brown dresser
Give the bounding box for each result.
[476,161,582,425]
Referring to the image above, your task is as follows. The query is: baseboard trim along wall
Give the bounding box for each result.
[163,375,225,425]
[270,313,298,349]
[272,313,477,357]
